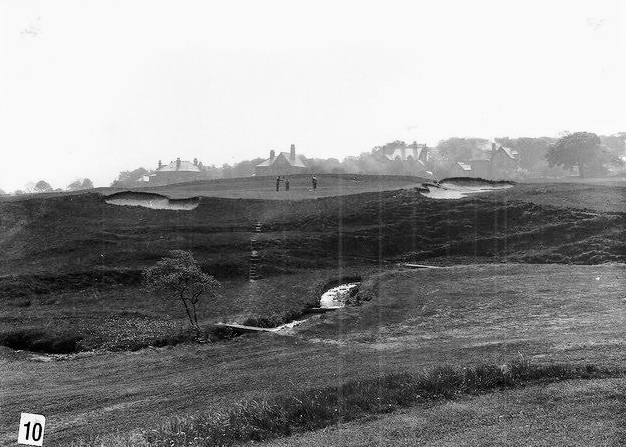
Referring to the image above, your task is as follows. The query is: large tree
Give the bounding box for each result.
[34,180,53,193]
[546,132,613,177]
[67,178,94,191]
[143,250,221,334]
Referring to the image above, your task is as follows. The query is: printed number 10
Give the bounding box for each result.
[23,422,43,441]
[18,412,45,446]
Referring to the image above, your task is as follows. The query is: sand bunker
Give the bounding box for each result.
[105,192,200,210]
[320,283,359,309]
[420,179,513,200]
[274,282,359,332]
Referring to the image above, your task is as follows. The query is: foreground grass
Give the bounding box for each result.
[71,359,620,447]
[262,377,626,446]
[2,264,625,445]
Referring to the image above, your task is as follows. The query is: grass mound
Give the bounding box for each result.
[71,359,620,447]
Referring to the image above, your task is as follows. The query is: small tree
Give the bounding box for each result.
[546,132,613,177]
[143,250,220,334]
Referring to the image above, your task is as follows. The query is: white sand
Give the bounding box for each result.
[105,197,199,210]
[420,182,512,200]
[320,282,359,308]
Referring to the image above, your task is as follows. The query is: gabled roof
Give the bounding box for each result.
[156,160,201,172]
[384,146,427,161]
[384,148,406,160]
[456,162,472,171]
[256,152,307,168]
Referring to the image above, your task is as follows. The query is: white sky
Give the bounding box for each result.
[0,0,624,191]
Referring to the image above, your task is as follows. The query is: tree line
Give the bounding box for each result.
[3,131,624,195]
[108,132,622,183]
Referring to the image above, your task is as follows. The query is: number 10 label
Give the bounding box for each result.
[18,413,46,446]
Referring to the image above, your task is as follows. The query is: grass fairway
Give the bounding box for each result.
[1,264,624,445]
[261,378,626,446]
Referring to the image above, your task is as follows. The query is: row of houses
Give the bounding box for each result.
[145,145,309,185]
[144,141,519,186]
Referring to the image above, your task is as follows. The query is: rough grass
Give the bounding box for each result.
[261,377,626,446]
[69,359,621,447]
[1,181,624,281]
[0,267,372,353]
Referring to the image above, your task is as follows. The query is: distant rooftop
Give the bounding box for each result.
[256,152,307,168]
[156,160,201,172]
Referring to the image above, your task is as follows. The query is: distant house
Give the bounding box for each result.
[255,145,308,176]
[490,145,519,176]
[384,142,429,163]
[381,141,432,175]
[148,158,203,185]
[449,143,519,179]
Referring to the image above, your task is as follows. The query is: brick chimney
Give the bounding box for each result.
[270,149,275,160]
[158,160,162,168]
[290,144,296,161]
[176,157,181,169]
[193,158,198,166]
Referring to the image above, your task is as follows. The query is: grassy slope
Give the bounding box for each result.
[1,181,624,279]
[261,378,626,447]
[1,264,625,445]
[483,181,626,214]
[297,264,626,368]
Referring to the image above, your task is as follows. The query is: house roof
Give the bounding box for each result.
[256,152,307,168]
[384,148,405,160]
[384,146,427,161]
[156,160,201,172]
[456,162,472,171]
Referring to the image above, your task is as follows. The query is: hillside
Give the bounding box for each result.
[0,179,624,283]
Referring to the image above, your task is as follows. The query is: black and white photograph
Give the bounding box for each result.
[0,0,625,445]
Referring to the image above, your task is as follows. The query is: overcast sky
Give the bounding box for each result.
[0,0,624,191]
